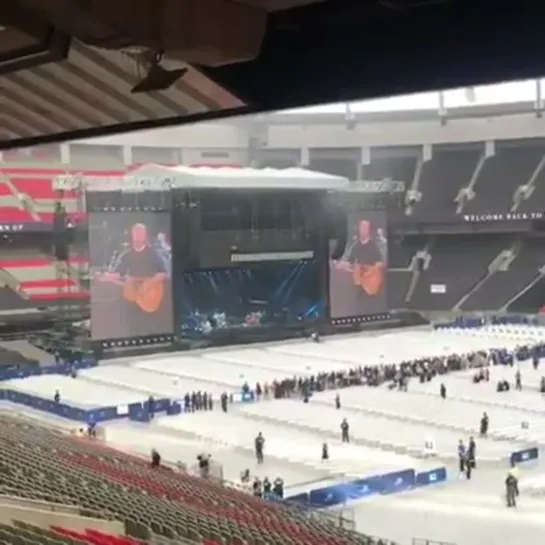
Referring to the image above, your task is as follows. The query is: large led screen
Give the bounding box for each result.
[176,260,322,337]
[89,212,173,340]
[329,211,388,320]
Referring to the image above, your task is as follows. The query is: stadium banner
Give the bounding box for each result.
[88,212,173,341]
[511,447,539,465]
[286,467,447,508]
[328,210,388,322]
[463,212,543,223]
[175,260,323,338]
[0,223,58,232]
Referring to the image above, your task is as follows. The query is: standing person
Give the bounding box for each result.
[321,442,329,461]
[440,383,446,400]
[480,412,489,437]
[330,218,386,317]
[335,393,341,409]
[515,369,522,391]
[94,222,168,338]
[254,432,265,464]
[340,418,350,443]
[457,439,466,478]
[468,436,477,470]
[505,465,519,508]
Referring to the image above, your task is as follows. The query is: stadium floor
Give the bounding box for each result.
[354,462,545,545]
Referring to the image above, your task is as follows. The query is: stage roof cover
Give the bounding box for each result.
[2,0,545,149]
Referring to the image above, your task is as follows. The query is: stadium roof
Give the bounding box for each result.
[2,0,545,149]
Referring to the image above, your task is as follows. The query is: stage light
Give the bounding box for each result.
[131,53,187,94]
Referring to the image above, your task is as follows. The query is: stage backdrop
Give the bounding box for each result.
[176,260,323,337]
[329,210,388,320]
[89,212,173,340]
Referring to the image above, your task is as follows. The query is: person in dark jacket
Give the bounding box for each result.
[468,436,476,470]
[321,442,329,461]
[479,412,489,436]
[341,418,350,443]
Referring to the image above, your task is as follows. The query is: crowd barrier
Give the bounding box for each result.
[284,466,447,508]
[435,315,536,330]
[0,361,257,423]
[511,446,539,465]
[0,360,96,381]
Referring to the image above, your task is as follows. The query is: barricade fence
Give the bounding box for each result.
[0,359,255,424]
[285,467,447,508]
[511,446,539,465]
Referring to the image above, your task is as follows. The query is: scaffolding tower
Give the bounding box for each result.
[53,175,87,332]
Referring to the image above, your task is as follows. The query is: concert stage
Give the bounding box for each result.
[56,165,391,355]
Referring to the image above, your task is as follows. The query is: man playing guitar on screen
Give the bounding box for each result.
[95,223,167,314]
[334,219,385,296]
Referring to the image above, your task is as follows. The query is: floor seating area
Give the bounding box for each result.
[156,409,419,477]
[80,366,233,399]
[237,399,517,462]
[6,375,147,409]
[0,413,388,545]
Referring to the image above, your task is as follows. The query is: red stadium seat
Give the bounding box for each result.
[0,258,50,268]
[0,184,13,196]
[27,291,89,300]
[20,279,77,289]
[11,178,65,199]
[0,208,33,222]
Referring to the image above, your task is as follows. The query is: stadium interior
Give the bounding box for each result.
[4,4,545,545]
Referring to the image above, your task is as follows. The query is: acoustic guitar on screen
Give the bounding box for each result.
[352,263,384,296]
[95,272,165,313]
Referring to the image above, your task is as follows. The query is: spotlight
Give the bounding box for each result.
[131,52,187,94]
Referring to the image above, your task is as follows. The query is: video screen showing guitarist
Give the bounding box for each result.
[329,214,387,319]
[90,214,173,340]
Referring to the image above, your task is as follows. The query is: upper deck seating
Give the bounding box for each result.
[412,146,480,222]
[10,176,81,216]
[0,414,391,545]
[361,152,417,188]
[463,142,545,215]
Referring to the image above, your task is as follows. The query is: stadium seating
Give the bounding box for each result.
[0,413,389,545]
[0,522,131,545]
[413,146,480,222]
[460,238,545,311]
[409,235,508,311]
[0,254,89,302]
[0,168,126,226]
[463,143,545,215]
[362,153,417,187]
